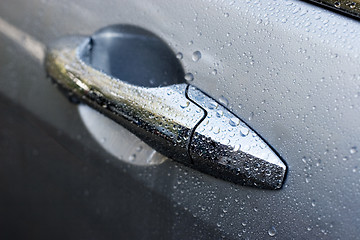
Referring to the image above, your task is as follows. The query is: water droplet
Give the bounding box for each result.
[192,51,201,62]
[248,112,254,121]
[218,95,229,107]
[334,1,341,8]
[268,226,277,237]
[176,52,183,59]
[129,154,136,162]
[293,7,301,14]
[213,127,220,134]
[180,101,190,108]
[350,146,357,154]
[184,73,194,81]
[240,127,250,137]
[259,143,266,149]
[208,101,218,109]
[216,110,224,118]
[211,69,218,75]
[229,117,240,127]
[224,13,229,17]
[233,144,241,151]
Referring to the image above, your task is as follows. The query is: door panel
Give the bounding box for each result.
[0,0,359,239]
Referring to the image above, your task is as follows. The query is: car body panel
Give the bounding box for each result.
[0,0,359,239]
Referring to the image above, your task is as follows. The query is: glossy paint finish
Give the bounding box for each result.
[0,0,360,239]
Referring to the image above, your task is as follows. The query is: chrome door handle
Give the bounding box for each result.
[45,25,286,189]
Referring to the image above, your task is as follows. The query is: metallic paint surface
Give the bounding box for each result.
[0,0,360,238]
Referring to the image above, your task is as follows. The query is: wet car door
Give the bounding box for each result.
[0,0,360,239]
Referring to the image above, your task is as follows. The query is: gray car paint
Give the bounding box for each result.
[0,0,359,239]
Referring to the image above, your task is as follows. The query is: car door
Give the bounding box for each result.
[0,0,359,239]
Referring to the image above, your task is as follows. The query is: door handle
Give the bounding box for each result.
[45,25,286,189]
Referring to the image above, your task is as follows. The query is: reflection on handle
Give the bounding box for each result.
[46,36,204,165]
